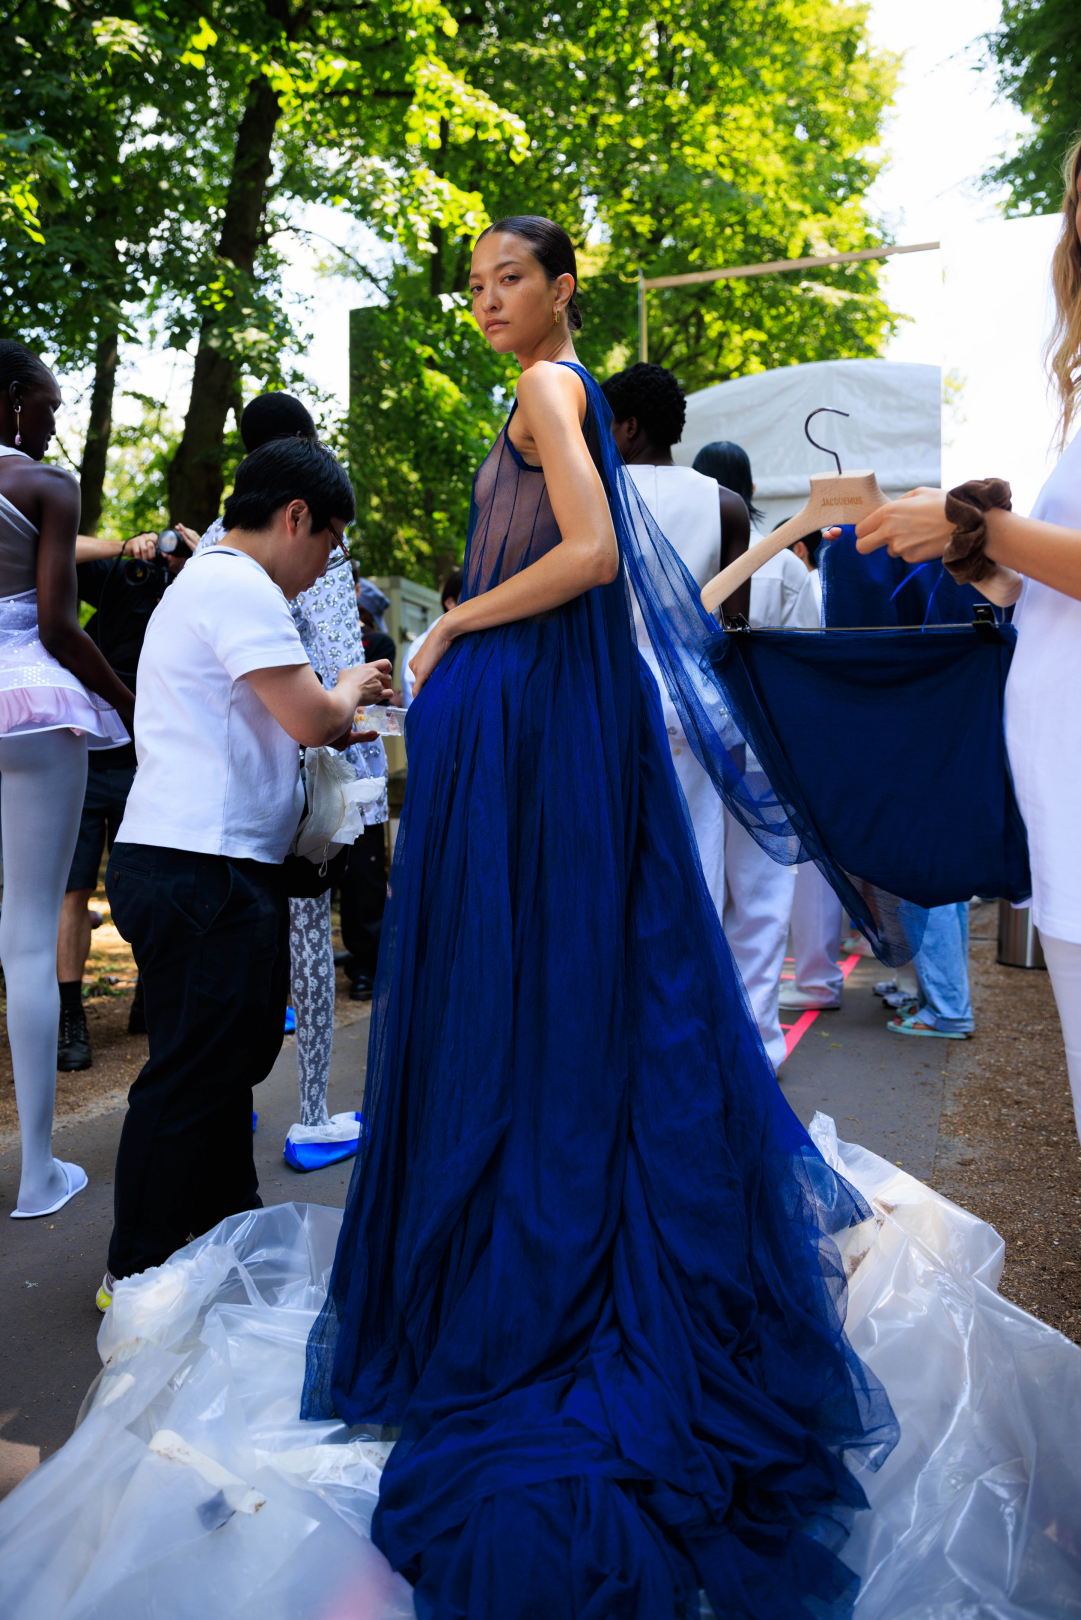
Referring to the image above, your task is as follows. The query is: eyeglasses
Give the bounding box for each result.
[327,522,350,559]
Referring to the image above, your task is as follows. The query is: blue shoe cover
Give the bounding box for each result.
[283,1112,363,1172]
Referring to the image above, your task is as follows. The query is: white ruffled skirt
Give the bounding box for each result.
[0,1116,1077,1619]
[0,589,127,748]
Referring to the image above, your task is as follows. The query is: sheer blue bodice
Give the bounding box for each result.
[303,364,897,1619]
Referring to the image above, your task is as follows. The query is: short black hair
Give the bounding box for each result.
[693,440,765,526]
[223,436,355,535]
[240,392,317,453]
[0,338,53,394]
[601,363,686,451]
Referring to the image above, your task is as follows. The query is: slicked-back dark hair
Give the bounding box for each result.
[477,215,583,330]
[240,392,317,453]
[601,362,686,452]
[0,338,52,394]
[693,440,765,526]
[223,436,355,535]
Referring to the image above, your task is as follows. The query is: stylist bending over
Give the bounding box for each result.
[849,134,1081,1145]
[103,437,390,1300]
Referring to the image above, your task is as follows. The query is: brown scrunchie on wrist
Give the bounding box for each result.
[942,478,1012,584]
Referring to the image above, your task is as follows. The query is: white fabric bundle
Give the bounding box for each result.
[292,746,386,867]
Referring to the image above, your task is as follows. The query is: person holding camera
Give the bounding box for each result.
[57,524,195,1070]
[99,436,390,1299]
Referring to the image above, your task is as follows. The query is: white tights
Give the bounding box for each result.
[1042,934,1081,1148]
[0,729,88,1211]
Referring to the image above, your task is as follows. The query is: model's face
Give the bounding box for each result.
[6,370,61,460]
[469,233,573,356]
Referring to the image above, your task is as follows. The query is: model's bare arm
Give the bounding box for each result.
[35,467,136,727]
[411,365,617,694]
[244,660,392,747]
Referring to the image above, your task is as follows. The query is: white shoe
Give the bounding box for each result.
[778,985,841,1012]
[11,1160,88,1219]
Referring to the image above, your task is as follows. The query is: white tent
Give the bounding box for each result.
[673,358,941,535]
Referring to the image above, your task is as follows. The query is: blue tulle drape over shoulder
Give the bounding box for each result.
[303,364,898,1618]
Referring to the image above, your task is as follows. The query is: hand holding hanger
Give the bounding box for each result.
[843,487,1023,607]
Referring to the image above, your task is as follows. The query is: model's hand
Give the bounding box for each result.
[853,488,951,561]
[409,617,454,697]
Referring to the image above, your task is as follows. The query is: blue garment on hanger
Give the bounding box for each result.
[708,619,1031,926]
[819,525,990,628]
[303,365,898,1619]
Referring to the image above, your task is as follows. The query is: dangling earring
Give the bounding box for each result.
[13,403,21,448]
[553,306,561,327]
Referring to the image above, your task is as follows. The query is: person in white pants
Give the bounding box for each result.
[603,370,817,1069]
[694,448,820,1065]
[778,531,845,1013]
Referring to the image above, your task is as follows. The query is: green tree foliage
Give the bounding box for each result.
[4,0,897,584]
[152,0,528,531]
[984,0,1081,212]
[343,0,899,583]
[0,4,231,529]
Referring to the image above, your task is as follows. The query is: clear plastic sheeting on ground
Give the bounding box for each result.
[0,1135,1078,1620]
[0,1203,414,1620]
[811,1116,1081,1619]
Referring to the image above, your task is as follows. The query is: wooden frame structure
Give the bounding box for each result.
[636,241,940,363]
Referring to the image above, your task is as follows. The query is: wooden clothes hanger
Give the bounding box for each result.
[700,408,887,616]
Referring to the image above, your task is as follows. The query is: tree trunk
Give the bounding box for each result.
[167,73,281,531]
[78,324,119,535]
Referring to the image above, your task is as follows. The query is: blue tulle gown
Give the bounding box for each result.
[303,364,898,1618]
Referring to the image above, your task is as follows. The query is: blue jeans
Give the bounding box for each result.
[913,902,974,1033]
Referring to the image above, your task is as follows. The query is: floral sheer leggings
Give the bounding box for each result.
[288,894,335,1128]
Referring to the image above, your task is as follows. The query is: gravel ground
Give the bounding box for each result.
[933,928,1081,1346]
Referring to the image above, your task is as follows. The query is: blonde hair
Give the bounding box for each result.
[1047,133,1081,450]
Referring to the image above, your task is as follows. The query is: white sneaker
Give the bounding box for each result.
[778,985,841,1012]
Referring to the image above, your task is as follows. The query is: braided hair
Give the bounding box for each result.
[477,215,584,331]
[0,338,51,395]
[601,363,686,452]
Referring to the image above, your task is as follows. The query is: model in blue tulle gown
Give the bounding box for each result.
[303,358,898,1617]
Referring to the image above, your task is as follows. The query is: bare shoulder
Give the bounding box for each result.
[0,458,79,532]
[10,460,80,504]
[35,462,80,500]
[515,361,587,424]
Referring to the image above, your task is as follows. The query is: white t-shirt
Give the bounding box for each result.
[748,547,820,631]
[1004,431,1081,943]
[118,547,309,863]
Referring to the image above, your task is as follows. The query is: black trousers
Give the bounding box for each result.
[338,823,388,979]
[105,843,289,1278]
